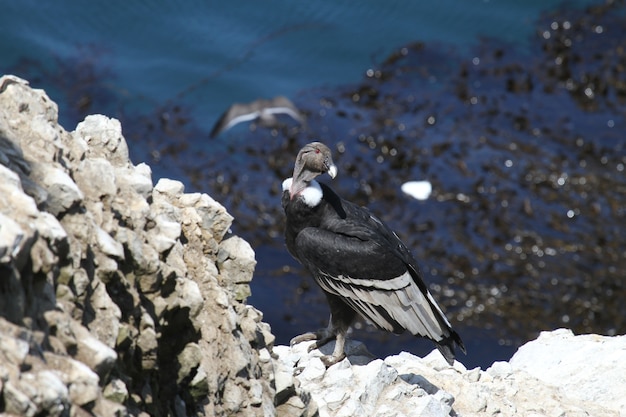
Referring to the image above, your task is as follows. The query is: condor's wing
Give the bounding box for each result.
[294,205,465,363]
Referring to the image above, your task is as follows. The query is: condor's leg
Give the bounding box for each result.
[290,293,356,367]
[289,317,335,349]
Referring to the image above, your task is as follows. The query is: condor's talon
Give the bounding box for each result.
[321,353,346,368]
[292,330,345,368]
[292,326,347,367]
[307,334,336,352]
[290,332,318,346]
[291,326,336,350]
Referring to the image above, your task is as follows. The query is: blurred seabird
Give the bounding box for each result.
[210,96,304,138]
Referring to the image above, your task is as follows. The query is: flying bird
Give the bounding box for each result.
[281,142,465,367]
[210,96,304,138]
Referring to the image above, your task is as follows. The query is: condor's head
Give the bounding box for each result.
[288,142,337,199]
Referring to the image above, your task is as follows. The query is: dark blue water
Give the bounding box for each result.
[3,0,621,371]
[0,0,592,129]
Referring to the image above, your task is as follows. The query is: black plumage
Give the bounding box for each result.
[282,142,466,367]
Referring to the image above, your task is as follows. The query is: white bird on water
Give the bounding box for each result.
[401,181,433,201]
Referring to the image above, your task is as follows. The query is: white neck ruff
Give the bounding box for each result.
[282,178,323,207]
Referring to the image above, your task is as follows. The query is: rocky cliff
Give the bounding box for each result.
[0,75,623,417]
[0,74,295,416]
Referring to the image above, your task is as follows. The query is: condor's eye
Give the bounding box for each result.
[315,149,320,154]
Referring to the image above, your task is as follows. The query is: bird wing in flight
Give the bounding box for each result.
[209,105,261,138]
[265,106,303,122]
[210,96,303,138]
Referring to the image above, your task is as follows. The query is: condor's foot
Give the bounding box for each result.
[290,328,336,353]
[319,352,346,368]
[290,329,347,368]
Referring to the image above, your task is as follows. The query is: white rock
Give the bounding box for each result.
[103,378,128,403]
[323,388,347,411]
[75,115,129,167]
[222,379,244,414]
[274,366,294,396]
[147,213,182,253]
[154,178,185,197]
[275,341,452,417]
[45,353,101,406]
[298,357,327,383]
[34,212,68,248]
[510,329,626,414]
[115,164,153,199]
[185,193,233,242]
[178,192,203,206]
[413,396,448,417]
[95,227,124,259]
[3,380,37,417]
[280,330,623,417]
[0,173,43,219]
[9,190,40,219]
[31,164,84,215]
[486,361,513,378]
[0,74,28,90]
[18,370,68,414]
[0,214,26,262]
[70,321,117,377]
[248,379,264,406]
[113,191,150,230]
[175,278,204,318]
[359,359,398,407]
[0,163,22,189]
[88,281,122,348]
[0,328,30,365]
[217,236,257,284]
[258,347,272,363]
[213,288,230,308]
[74,157,117,199]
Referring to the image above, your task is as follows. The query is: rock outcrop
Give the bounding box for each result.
[275,329,624,417]
[0,74,294,416]
[1,75,623,417]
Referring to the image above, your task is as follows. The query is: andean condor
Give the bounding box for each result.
[282,142,466,367]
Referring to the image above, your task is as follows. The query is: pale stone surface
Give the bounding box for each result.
[75,114,129,166]
[275,334,623,417]
[115,162,153,198]
[510,328,626,414]
[30,163,84,215]
[0,75,281,417]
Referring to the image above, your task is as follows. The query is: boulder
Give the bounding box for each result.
[510,329,626,414]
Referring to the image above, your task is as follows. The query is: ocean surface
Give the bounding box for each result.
[2,0,622,370]
[1,0,593,129]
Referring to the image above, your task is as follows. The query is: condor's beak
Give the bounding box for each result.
[327,164,338,179]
